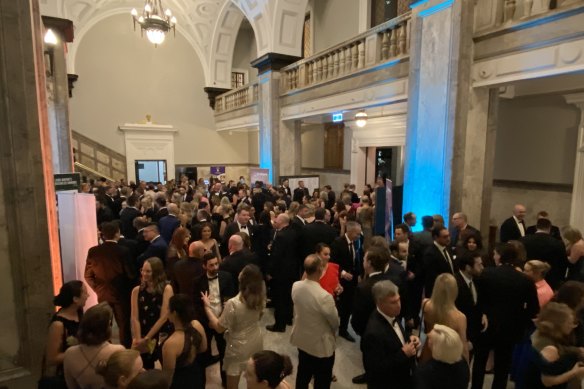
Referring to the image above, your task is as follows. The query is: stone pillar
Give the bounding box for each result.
[564,93,584,232]
[42,16,74,174]
[251,53,301,184]
[359,0,372,32]
[402,0,475,228]
[0,0,61,385]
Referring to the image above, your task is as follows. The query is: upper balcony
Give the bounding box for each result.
[214,82,259,132]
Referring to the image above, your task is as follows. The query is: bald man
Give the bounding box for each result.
[450,212,480,249]
[220,235,259,290]
[158,202,181,244]
[267,213,300,332]
[499,204,527,243]
[171,241,205,303]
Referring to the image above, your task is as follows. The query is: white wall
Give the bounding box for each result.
[232,25,258,84]
[70,14,251,167]
[494,95,580,184]
[313,0,360,53]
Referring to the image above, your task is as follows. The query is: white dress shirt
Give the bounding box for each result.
[377,308,406,345]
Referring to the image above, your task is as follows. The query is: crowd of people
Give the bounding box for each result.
[40,174,584,389]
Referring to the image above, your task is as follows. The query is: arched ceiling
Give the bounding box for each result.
[39,0,308,88]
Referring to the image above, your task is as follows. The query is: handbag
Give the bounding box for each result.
[417,299,431,362]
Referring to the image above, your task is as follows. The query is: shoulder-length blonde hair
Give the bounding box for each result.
[239,264,266,311]
[430,273,458,324]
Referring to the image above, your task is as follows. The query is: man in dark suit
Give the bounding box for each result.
[450,212,480,249]
[195,252,234,385]
[301,208,338,258]
[266,214,299,332]
[362,280,420,389]
[137,223,168,266]
[293,180,310,203]
[158,203,181,244]
[171,241,205,302]
[220,234,259,291]
[330,221,363,342]
[499,204,527,243]
[471,243,539,389]
[280,179,292,198]
[222,204,254,257]
[119,195,142,239]
[423,226,455,298]
[152,197,168,223]
[290,204,308,233]
[521,217,568,289]
[85,222,136,348]
[454,252,487,360]
[525,210,562,240]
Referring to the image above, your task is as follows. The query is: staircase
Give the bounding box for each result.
[72,130,127,181]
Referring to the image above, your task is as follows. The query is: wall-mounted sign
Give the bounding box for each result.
[332,113,343,123]
[54,173,81,192]
[210,166,226,175]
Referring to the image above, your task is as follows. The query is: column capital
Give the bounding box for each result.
[564,92,584,108]
[203,87,230,110]
[41,16,74,42]
[251,53,301,75]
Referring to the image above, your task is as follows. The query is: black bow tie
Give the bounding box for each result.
[240,225,247,229]
[207,275,218,281]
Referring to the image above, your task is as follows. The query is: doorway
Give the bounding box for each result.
[135,160,167,183]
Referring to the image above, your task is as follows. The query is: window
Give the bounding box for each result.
[231,72,245,88]
[302,13,312,58]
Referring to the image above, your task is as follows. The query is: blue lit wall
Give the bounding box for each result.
[257,74,274,183]
[403,1,455,231]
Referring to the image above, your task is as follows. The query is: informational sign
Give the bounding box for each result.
[332,113,343,123]
[210,166,225,175]
[54,173,81,192]
[250,168,270,185]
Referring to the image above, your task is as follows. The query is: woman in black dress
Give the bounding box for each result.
[162,294,207,389]
[43,280,88,386]
[131,257,173,369]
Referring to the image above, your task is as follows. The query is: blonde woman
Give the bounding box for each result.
[96,350,143,389]
[524,260,554,308]
[420,273,469,363]
[562,226,584,282]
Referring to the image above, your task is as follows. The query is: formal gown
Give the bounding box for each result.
[169,327,204,389]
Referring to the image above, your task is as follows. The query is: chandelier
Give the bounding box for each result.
[131,0,177,47]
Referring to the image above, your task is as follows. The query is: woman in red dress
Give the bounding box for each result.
[314,243,343,297]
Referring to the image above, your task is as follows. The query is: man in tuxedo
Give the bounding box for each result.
[330,221,363,342]
[152,197,168,223]
[195,252,234,385]
[450,212,480,249]
[301,208,337,259]
[413,216,434,247]
[323,185,336,210]
[266,213,299,332]
[403,212,417,230]
[280,179,292,198]
[220,234,259,291]
[171,241,205,303]
[361,280,420,389]
[521,217,568,289]
[291,255,339,389]
[471,243,539,389]
[293,180,310,203]
[158,203,181,244]
[85,222,136,348]
[119,195,142,239]
[499,204,527,243]
[454,252,487,360]
[291,204,308,233]
[137,223,168,266]
[423,226,455,298]
[526,210,562,240]
[222,204,254,256]
[177,185,193,203]
[348,184,360,204]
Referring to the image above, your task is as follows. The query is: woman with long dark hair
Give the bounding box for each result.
[201,264,266,389]
[162,294,207,389]
[131,257,173,369]
[245,351,293,389]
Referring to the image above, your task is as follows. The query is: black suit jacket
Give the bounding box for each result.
[454,272,482,342]
[479,265,539,343]
[352,272,394,336]
[222,221,255,256]
[423,244,455,298]
[362,310,415,389]
[268,226,299,280]
[119,207,141,239]
[220,248,260,290]
[526,224,562,240]
[414,359,469,389]
[293,187,309,203]
[521,232,568,289]
[193,271,235,323]
[301,221,338,259]
[330,236,361,278]
[290,215,306,235]
[137,236,168,265]
[499,217,525,243]
[450,225,480,248]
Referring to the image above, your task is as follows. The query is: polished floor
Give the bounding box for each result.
[203,308,510,389]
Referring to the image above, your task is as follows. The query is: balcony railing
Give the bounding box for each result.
[475,0,584,33]
[215,82,259,114]
[280,12,411,94]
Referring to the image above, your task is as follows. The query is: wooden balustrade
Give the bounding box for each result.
[280,12,411,94]
[214,82,259,114]
[476,0,584,32]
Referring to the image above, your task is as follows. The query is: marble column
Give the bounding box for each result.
[564,93,584,232]
[42,16,74,174]
[0,0,61,385]
[402,0,475,229]
[251,53,301,184]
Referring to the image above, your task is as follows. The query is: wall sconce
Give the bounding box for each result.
[43,29,58,78]
[355,111,368,127]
